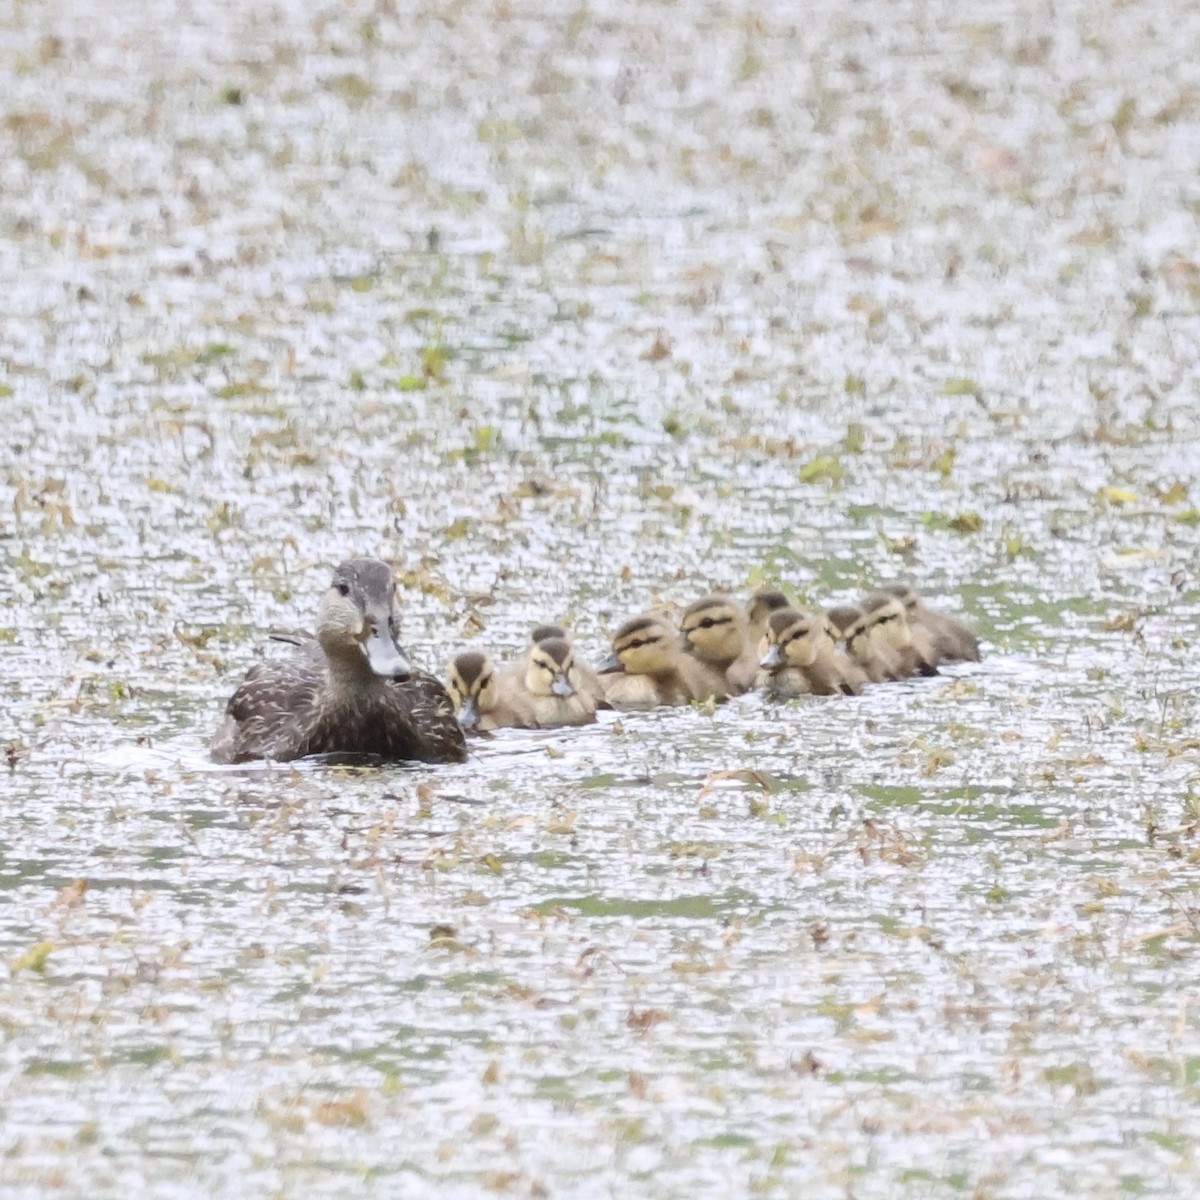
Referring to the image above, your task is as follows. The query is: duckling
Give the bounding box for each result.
[501,637,598,728]
[863,591,938,675]
[679,593,756,695]
[878,582,981,662]
[446,650,511,732]
[825,604,902,684]
[856,593,934,679]
[746,587,792,649]
[758,608,868,697]
[525,623,609,708]
[211,558,466,764]
[597,614,721,709]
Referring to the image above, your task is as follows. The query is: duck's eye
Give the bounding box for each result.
[336,582,350,597]
[700,618,715,629]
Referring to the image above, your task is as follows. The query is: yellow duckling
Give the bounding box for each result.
[502,637,598,728]
[863,592,938,675]
[679,593,757,695]
[758,608,867,697]
[878,582,981,662]
[526,623,609,708]
[745,587,792,650]
[825,604,902,683]
[598,614,722,709]
[844,597,923,681]
[446,651,509,731]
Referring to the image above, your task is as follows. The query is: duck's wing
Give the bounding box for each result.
[210,654,322,763]
[390,671,469,762]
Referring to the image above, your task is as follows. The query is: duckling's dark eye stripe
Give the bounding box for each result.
[623,635,659,650]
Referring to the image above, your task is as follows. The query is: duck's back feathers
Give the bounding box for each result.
[211,651,466,765]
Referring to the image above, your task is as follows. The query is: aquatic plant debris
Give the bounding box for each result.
[3,0,1200,1197]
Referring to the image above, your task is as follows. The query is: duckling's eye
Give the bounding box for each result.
[336,582,350,597]
[700,618,716,629]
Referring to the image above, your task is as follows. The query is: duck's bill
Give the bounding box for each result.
[364,628,412,680]
[759,644,784,670]
[457,697,480,730]
[597,652,624,674]
[551,674,575,698]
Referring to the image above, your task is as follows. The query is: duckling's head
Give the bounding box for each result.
[530,623,568,646]
[746,588,791,638]
[447,651,498,730]
[824,605,864,644]
[524,637,576,698]
[316,558,411,680]
[680,594,745,667]
[599,615,678,677]
[760,608,825,671]
[861,593,913,651]
[878,582,920,613]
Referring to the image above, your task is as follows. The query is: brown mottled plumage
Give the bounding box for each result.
[211,558,466,765]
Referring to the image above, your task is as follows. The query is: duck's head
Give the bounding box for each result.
[447,651,498,730]
[599,615,678,677]
[680,594,745,667]
[861,593,914,652]
[760,608,825,671]
[824,605,864,646]
[530,623,568,646]
[316,558,412,680]
[878,581,920,613]
[524,637,577,698]
[746,588,791,639]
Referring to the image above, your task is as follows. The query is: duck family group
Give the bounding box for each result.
[210,557,980,766]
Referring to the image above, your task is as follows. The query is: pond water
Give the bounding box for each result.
[2,0,1200,1196]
